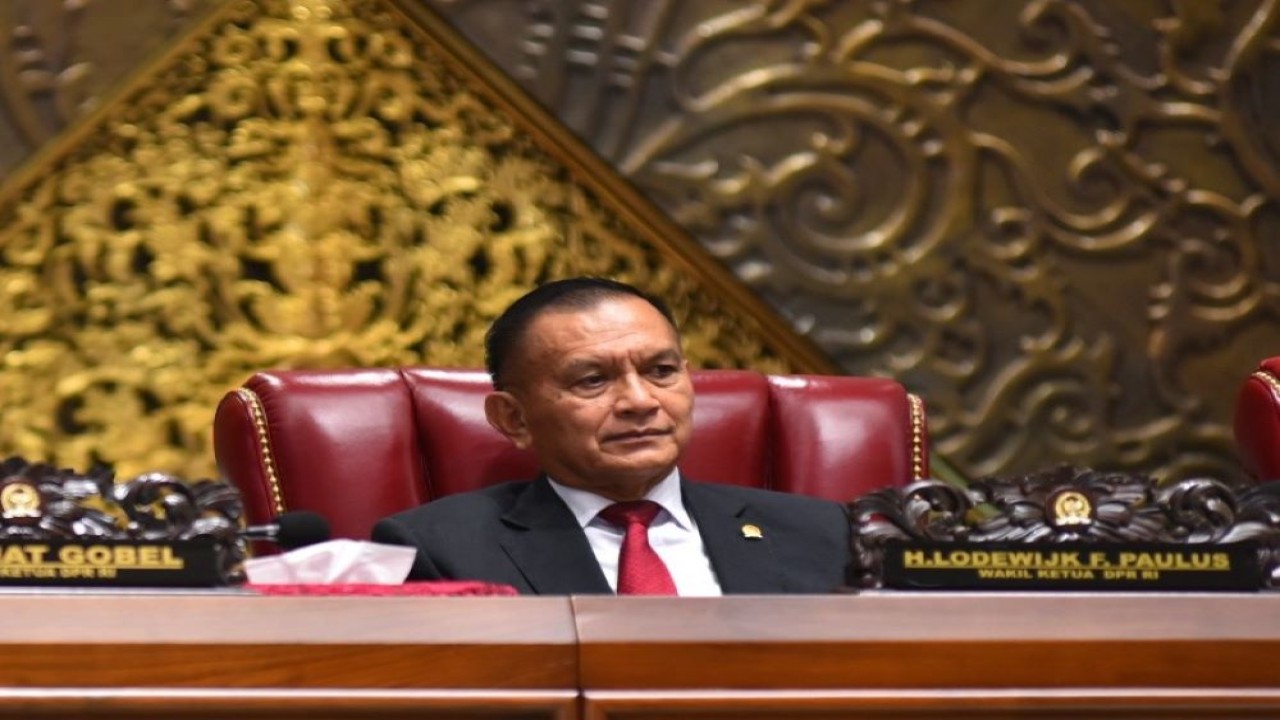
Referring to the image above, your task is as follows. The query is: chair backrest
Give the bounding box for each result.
[1236,357,1280,481]
[214,367,929,540]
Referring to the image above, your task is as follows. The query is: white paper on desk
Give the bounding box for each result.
[243,539,417,585]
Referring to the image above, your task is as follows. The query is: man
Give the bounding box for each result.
[372,278,851,594]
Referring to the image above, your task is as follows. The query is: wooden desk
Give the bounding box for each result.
[574,593,1280,719]
[4,592,1280,719]
[0,592,578,719]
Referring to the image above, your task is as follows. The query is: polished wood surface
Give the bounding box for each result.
[5,592,577,690]
[1,592,579,718]
[6,591,1280,719]
[574,593,1280,718]
[1,592,575,690]
[574,593,1280,689]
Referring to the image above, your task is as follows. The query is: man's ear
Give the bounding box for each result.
[484,391,532,449]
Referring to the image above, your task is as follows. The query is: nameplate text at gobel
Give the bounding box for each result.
[0,539,222,586]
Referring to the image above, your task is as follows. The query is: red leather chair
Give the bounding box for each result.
[214,368,929,541]
[1236,357,1280,481]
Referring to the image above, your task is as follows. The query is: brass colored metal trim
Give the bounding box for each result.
[908,393,926,481]
[237,387,286,516]
[1254,370,1280,399]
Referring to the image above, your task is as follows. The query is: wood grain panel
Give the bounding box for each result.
[573,594,1280,690]
[6,592,1280,719]
[0,594,577,689]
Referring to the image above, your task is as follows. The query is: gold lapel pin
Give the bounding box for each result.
[741,523,763,540]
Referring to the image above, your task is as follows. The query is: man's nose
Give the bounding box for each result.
[616,373,660,411]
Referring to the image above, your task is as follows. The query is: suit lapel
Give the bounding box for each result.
[683,481,784,593]
[499,477,612,595]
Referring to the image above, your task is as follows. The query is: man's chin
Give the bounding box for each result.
[599,453,679,480]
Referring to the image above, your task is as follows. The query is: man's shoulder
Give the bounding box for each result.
[382,479,536,525]
[684,480,846,513]
[683,480,850,565]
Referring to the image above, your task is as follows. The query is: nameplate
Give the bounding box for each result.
[0,539,224,587]
[882,540,1261,592]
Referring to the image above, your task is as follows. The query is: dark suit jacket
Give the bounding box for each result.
[371,477,852,594]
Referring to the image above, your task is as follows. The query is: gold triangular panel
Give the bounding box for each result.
[0,0,832,477]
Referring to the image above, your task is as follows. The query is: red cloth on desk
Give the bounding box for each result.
[245,581,518,596]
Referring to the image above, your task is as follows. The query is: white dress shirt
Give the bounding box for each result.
[547,469,723,596]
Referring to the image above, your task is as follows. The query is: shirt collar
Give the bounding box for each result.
[547,468,694,531]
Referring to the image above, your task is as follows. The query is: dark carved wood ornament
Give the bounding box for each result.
[0,456,246,583]
[848,466,1280,590]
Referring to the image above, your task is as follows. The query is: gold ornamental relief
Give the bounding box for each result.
[0,0,797,478]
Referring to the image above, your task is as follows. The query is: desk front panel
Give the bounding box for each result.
[0,593,579,719]
[7,592,1280,719]
[575,593,1280,718]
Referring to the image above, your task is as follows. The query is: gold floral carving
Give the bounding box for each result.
[0,0,804,478]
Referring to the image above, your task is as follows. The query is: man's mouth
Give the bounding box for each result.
[604,428,670,442]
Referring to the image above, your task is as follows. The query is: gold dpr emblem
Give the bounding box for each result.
[741,524,764,540]
[1048,489,1093,528]
[0,480,42,520]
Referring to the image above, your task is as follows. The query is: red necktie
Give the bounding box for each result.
[598,500,678,595]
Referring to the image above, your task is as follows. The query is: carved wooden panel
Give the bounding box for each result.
[1,1,1277,485]
[428,0,1280,485]
[0,0,801,478]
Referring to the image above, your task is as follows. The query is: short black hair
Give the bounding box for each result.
[485,277,679,390]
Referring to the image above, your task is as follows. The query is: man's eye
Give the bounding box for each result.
[576,375,607,388]
[650,364,678,378]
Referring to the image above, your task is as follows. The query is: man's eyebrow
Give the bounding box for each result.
[561,358,605,374]
[645,349,684,363]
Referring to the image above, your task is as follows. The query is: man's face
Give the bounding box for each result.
[485,295,694,501]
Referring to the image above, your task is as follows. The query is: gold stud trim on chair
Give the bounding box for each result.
[237,387,286,516]
[1254,370,1280,399]
[908,393,926,481]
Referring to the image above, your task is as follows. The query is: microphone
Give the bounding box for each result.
[242,511,331,550]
